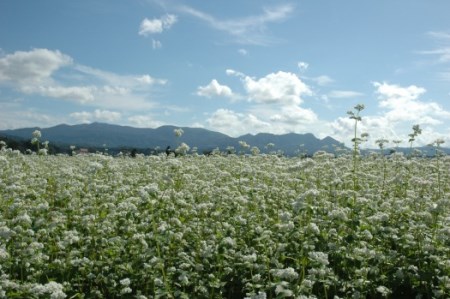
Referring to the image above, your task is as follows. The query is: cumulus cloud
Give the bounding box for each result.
[226,68,245,77]
[269,105,318,125]
[139,14,177,36]
[329,82,450,147]
[375,82,425,105]
[206,109,271,137]
[135,74,165,85]
[0,48,165,111]
[94,109,121,122]
[203,70,321,137]
[70,109,121,123]
[374,82,450,124]
[0,49,96,103]
[206,106,323,138]
[243,71,312,106]
[197,79,234,98]
[127,115,163,128]
[0,48,72,85]
[69,111,92,123]
[0,102,58,130]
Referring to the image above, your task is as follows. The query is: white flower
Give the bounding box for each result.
[154,278,164,287]
[175,142,190,155]
[32,130,42,139]
[245,291,267,299]
[174,128,184,137]
[38,148,48,155]
[221,237,236,247]
[376,286,391,297]
[270,267,299,281]
[44,282,66,299]
[120,287,132,295]
[274,284,293,297]
[120,278,131,286]
[239,140,250,149]
[307,222,320,235]
[308,251,329,266]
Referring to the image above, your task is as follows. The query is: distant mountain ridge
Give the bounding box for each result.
[0,122,345,156]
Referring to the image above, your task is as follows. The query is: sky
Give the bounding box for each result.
[1,0,450,148]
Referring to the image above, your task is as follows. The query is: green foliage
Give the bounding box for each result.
[0,148,449,298]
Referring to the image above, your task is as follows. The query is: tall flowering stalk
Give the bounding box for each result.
[31,130,42,152]
[401,124,423,197]
[429,138,445,199]
[174,128,184,138]
[347,104,365,196]
[408,124,422,158]
[376,138,389,196]
[173,128,190,156]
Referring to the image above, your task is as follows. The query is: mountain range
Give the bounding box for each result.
[0,123,345,156]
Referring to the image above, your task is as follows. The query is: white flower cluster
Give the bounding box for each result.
[0,149,449,298]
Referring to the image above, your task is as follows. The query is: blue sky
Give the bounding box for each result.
[1,0,450,147]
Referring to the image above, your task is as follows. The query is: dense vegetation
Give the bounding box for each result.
[0,145,449,298]
[0,106,449,298]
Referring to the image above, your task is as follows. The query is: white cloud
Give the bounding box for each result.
[243,71,311,106]
[0,48,166,112]
[427,31,450,40]
[328,90,364,99]
[70,109,121,123]
[0,48,72,85]
[310,75,334,86]
[152,39,162,49]
[204,70,321,137]
[206,106,323,138]
[438,71,450,81]
[21,85,96,103]
[297,61,309,72]
[69,111,92,123]
[74,65,166,87]
[94,109,121,122]
[420,48,450,63]
[0,102,58,130]
[206,109,271,137]
[417,31,450,86]
[419,31,450,63]
[139,14,177,36]
[135,74,165,85]
[329,82,450,147]
[178,4,294,45]
[238,49,248,56]
[127,115,163,128]
[197,79,234,98]
[269,105,318,125]
[226,68,245,77]
[375,82,425,105]
[191,122,204,128]
[373,82,450,124]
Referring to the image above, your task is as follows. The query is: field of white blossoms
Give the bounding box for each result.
[1,142,449,299]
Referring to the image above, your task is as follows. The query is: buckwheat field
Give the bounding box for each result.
[0,122,449,298]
